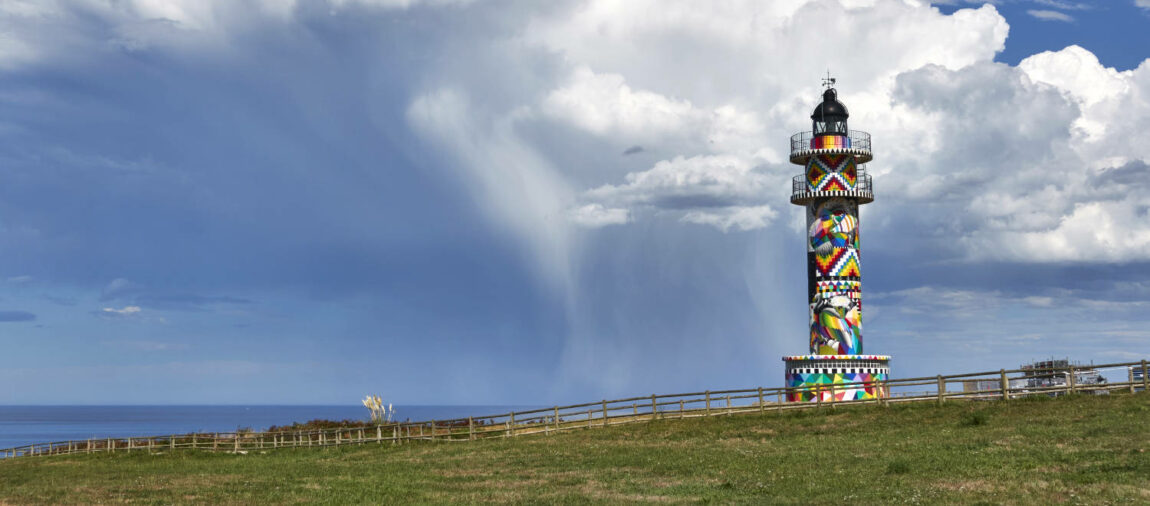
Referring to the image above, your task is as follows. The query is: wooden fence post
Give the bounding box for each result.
[555,407,560,430]
[705,391,711,416]
[937,375,945,404]
[1000,369,1009,400]
[651,395,657,421]
[587,409,592,429]
[758,387,764,413]
[1068,365,1077,394]
[776,392,782,414]
[1130,367,1137,394]
[602,400,608,427]
[508,413,515,437]
[726,395,732,414]
[468,417,474,440]
[1143,360,1149,392]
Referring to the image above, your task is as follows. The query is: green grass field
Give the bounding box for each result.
[2,392,1148,504]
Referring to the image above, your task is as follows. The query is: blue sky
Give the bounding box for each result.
[1,0,1149,405]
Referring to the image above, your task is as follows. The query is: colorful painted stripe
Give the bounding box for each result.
[810,135,851,150]
[782,355,890,361]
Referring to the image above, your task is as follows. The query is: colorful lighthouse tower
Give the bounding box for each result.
[783,78,890,402]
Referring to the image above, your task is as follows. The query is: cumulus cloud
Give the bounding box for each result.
[542,67,704,143]
[579,154,780,230]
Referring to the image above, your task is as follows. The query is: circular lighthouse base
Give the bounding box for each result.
[783,355,890,402]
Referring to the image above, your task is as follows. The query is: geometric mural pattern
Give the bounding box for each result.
[814,248,860,277]
[786,370,888,402]
[805,153,858,192]
[807,196,863,356]
[815,280,860,296]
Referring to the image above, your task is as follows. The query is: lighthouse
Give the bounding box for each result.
[783,79,890,402]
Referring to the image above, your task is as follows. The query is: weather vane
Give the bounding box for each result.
[822,70,836,89]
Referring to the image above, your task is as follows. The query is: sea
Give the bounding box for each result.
[0,405,535,453]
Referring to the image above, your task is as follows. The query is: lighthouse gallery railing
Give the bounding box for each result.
[790,129,871,156]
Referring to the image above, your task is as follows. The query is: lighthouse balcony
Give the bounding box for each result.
[789,130,872,165]
[791,168,873,205]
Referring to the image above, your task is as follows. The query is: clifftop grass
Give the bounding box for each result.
[2,392,1148,504]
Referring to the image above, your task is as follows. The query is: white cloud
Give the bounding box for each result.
[101,305,141,316]
[579,154,781,230]
[1137,0,1150,10]
[1033,0,1090,9]
[681,205,777,232]
[1018,45,1132,138]
[1027,9,1074,22]
[542,67,705,143]
[568,204,629,228]
[878,51,1150,263]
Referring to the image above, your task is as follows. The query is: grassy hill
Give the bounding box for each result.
[1,392,1148,504]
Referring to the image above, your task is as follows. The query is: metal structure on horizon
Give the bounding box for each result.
[783,79,891,402]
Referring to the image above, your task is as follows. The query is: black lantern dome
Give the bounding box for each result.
[811,88,849,137]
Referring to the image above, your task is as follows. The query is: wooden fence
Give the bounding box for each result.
[3,359,1147,460]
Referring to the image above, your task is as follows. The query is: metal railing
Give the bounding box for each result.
[3,359,1148,460]
[791,167,872,196]
[790,130,871,156]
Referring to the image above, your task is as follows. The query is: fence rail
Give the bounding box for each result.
[3,359,1148,460]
